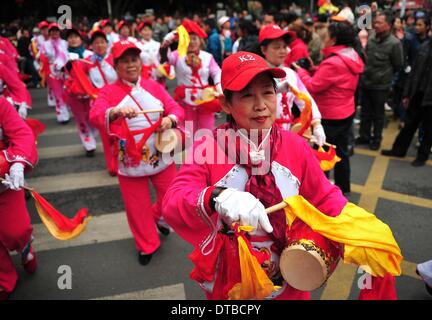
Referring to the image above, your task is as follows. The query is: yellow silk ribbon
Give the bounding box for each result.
[176,25,190,57]
[283,195,403,277]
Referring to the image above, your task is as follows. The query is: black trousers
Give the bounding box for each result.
[322,114,355,193]
[359,89,389,143]
[392,92,432,161]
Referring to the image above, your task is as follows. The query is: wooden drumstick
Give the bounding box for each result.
[265,201,288,214]
[302,134,337,149]
[137,109,164,114]
[0,178,34,191]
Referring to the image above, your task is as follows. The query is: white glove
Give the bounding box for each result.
[162,30,178,47]
[311,123,326,147]
[214,188,273,233]
[276,79,290,94]
[1,163,25,191]
[18,103,28,119]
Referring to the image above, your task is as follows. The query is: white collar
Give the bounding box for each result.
[121,76,141,88]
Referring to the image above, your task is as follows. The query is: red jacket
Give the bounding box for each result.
[284,38,310,67]
[297,45,364,120]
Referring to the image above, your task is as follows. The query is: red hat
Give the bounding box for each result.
[258,24,295,44]
[111,40,141,59]
[116,20,129,31]
[48,23,61,32]
[100,19,112,28]
[38,21,49,29]
[182,18,207,39]
[65,27,82,39]
[89,29,107,43]
[221,51,286,91]
[137,21,152,32]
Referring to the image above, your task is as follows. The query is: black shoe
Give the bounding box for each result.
[411,159,426,167]
[355,137,370,145]
[157,224,170,236]
[369,141,381,151]
[59,120,70,125]
[381,149,404,157]
[138,252,153,266]
[86,149,95,157]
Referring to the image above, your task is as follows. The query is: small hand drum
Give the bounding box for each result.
[154,128,184,154]
[279,220,341,291]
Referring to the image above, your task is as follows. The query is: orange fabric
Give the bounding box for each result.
[287,84,312,136]
[313,146,341,171]
[31,191,91,240]
[228,226,277,300]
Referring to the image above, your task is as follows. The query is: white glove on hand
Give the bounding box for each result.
[162,31,178,47]
[276,79,290,94]
[311,123,326,147]
[1,163,25,191]
[214,188,273,233]
[18,103,28,119]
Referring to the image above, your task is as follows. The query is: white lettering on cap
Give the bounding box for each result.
[239,54,256,63]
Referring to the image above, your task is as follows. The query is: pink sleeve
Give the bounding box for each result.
[168,50,179,66]
[0,98,37,168]
[297,59,338,94]
[296,136,347,216]
[208,55,221,84]
[162,140,217,250]
[89,86,112,133]
[0,64,32,107]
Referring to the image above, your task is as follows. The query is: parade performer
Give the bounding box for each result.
[100,19,119,51]
[32,21,55,107]
[0,97,38,300]
[162,52,402,300]
[62,27,97,156]
[258,24,325,147]
[160,18,222,138]
[42,23,70,123]
[116,20,137,43]
[136,21,173,83]
[293,21,364,195]
[82,30,118,174]
[90,41,184,265]
[36,22,56,106]
[0,62,32,119]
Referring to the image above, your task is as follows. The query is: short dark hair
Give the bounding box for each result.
[415,15,431,29]
[328,21,357,48]
[376,10,395,26]
[204,18,217,30]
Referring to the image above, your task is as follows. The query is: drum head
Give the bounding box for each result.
[280,245,327,291]
[155,129,179,153]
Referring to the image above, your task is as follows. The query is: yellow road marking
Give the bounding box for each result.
[354,148,432,167]
[320,262,357,300]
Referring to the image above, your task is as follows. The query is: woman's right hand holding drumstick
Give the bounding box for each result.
[109,106,138,121]
[214,188,274,233]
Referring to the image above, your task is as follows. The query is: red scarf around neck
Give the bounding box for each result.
[215,122,287,254]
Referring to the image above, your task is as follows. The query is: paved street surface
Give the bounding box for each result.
[8,87,432,300]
